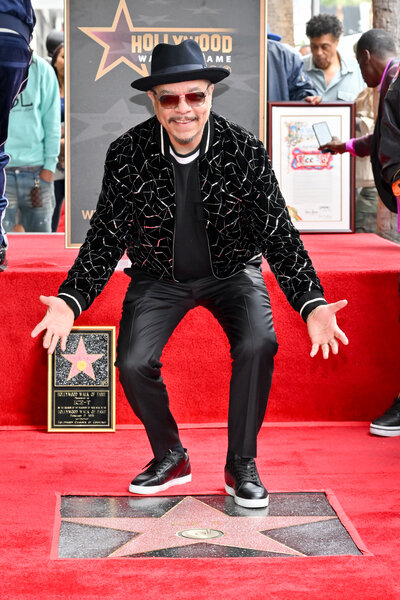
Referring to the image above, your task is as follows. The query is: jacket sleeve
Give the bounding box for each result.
[248,143,326,321]
[379,75,400,186]
[352,133,373,158]
[58,143,131,318]
[287,52,317,101]
[39,58,61,173]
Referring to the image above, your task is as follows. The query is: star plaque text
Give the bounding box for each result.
[48,327,116,432]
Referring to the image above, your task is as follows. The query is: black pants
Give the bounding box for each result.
[116,266,278,460]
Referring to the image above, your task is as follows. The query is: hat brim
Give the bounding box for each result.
[267,33,282,41]
[131,67,230,91]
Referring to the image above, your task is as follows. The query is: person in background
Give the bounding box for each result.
[303,14,365,102]
[50,42,65,232]
[369,66,400,437]
[319,29,399,244]
[32,40,348,509]
[354,85,379,232]
[0,0,36,270]
[267,26,318,102]
[3,54,60,234]
[45,28,63,60]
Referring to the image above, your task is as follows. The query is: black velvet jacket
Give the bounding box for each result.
[58,112,325,320]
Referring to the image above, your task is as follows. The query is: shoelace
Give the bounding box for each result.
[142,449,179,474]
[232,458,260,483]
[385,397,400,415]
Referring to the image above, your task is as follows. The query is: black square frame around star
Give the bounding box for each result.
[57,492,365,559]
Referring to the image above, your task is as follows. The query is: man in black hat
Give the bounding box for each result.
[32,40,348,509]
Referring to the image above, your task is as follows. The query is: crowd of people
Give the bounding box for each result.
[1,10,399,246]
[0,2,398,504]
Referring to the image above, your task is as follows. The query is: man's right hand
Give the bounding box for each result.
[319,136,347,155]
[31,296,75,354]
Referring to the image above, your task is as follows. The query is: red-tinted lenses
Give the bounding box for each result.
[158,91,207,108]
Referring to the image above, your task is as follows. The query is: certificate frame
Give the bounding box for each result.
[268,102,355,233]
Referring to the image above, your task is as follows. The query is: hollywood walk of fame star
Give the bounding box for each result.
[62,496,336,557]
[79,0,149,81]
[79,0,235,82]
[61,337,104,382]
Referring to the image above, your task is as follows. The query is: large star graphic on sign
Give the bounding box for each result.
[79,0,148,81]
[79,0,235,82]
[61,337,103,381]
[63,496,335,557]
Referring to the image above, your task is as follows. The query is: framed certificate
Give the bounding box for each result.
[268,102,355,232]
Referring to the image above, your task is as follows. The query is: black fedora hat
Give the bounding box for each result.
[131,39,230,91]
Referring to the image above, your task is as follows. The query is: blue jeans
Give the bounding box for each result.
[0,32,32,246]
[3,168,55,232]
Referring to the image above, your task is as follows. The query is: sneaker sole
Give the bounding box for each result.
[370,424,400,437]
[129,473,192,495]
[225,483,269,508]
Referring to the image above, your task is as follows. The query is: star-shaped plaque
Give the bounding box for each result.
[62,337,104,381]
[58,494,363,558]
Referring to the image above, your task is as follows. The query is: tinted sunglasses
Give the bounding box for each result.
[153,85,210,109]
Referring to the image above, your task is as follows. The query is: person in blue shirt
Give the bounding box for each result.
[302,14,365,102]
[266,26,317,103]
[0,0,36,270]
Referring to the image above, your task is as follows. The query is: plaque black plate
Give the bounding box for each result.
[48,326,115,431]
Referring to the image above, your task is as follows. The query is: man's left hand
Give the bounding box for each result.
[307,300,348,359]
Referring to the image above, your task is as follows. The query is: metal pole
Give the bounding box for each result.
[311,0,320,16]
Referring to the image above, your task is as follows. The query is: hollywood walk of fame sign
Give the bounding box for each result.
[48,327,116,432]
[65,0,267,246]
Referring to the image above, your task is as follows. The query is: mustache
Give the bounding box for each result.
[168,116,199,123]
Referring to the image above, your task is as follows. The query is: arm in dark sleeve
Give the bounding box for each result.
[57,143,131,317]
[247,142,327,321]
[267,41,316,102]
[287,52,317,101]
[352,133,373,157]
[379,74,400,185]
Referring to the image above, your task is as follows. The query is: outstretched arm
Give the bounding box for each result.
[306,299,348,359]
[31,295,75,354]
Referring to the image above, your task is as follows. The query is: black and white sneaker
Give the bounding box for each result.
[0,245,7,272]
[129,448,191,494]
[225,456,269,508]
[370,396,400,437]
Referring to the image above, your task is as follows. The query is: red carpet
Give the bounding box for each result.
[1,425,400,599]
[2,232,400,427]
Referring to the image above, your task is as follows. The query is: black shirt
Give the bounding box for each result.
[170,145,213,281]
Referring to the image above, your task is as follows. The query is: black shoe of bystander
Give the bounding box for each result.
[370,396,400,437]
[0,246,7,272]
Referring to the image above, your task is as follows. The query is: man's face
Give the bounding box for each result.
[148,79,213,153]
[309,34,339,70]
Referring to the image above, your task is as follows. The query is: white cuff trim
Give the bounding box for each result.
[58,293,82,316]
[299,298,327,318]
